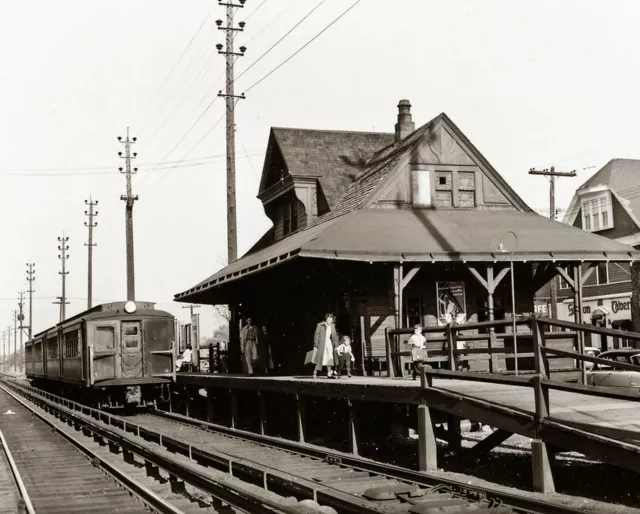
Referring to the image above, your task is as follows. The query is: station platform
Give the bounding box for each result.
[176,372,640,442]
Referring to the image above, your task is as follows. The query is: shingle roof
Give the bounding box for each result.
[272,127,394,210]
[175,208,640,302]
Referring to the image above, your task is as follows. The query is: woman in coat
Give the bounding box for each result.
[312,313,337,379]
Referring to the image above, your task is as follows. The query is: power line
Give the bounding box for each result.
[244,0,362,94]
[137,11,213,135]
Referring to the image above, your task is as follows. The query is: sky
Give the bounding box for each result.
[1,0,640,346]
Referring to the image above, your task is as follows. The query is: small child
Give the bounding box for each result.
[408,324,427,380]
[335,335,355,378]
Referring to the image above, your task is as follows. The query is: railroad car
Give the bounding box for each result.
[24,301,176,407]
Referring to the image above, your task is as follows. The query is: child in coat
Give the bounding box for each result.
[408,324,428,380]
[335,335,355,378]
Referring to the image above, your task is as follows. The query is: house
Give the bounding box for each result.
[558,159,640,336]
[175,101,640,374]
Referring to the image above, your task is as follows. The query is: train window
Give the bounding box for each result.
[47,338,58,359]
[64,331,79,358]
[95,327,115,351]
[124,326,138,336]
[124,338,138,348]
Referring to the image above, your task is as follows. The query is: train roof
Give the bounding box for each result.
[29,301,173,340]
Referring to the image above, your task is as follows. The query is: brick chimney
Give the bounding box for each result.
[394,99,415,142]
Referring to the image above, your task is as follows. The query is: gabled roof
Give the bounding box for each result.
[563,159,640,230]
[262,128,395,209]
[175,209,640,302]
[308,113,531,227]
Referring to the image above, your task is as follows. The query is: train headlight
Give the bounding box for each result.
[124,301,137,314]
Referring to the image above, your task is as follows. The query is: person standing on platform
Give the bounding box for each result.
[335,335,355,378]
[259,325,274,375]
[312,313,337,379]
[240,317,259,376]
[408,324,428,380]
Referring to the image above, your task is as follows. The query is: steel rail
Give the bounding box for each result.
[149,410,589,514]
[0,384,187,514]
[0,428,36,514]
[1,380,335,514]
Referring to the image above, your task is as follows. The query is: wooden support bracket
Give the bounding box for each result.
[230,389,238,430]
[296,394,305,443]
[347,399,359,455]
[258,391,266,436]
[401,265,422,290]
[467,266,488,291]
[461,429,512,463]
[581,263,597,287]
[554,265,575,291]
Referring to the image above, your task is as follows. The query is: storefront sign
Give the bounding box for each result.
[611,300,631,314]
[436,281,466,326]
[560,295,632,322]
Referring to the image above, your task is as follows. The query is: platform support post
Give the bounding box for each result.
[347,399,359,455]
[230,389,238,429]
[183,386,190,417]
[206,387,214,423]
[258,391,266,435]
[531,321,555,493]
[295,394,305,443]
[417,369,437,472]
[447,414,462,452]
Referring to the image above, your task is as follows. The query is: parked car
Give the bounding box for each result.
[586,349,640,388]
[583,347,601,370]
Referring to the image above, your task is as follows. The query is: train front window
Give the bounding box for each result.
[122,322,141,349]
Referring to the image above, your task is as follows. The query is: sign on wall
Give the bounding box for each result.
[436,281,467,326]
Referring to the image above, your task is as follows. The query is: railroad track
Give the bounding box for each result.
[0,380,593,514]
[0,381,332,514]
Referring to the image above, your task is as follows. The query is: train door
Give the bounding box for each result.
[121,321,143,379]
[142,318,175,379]
[90,321,119,384]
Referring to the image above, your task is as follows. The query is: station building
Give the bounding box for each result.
[175,101,640,374]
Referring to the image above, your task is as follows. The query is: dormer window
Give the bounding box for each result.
[580,191,612,232]
[282,197,299,236]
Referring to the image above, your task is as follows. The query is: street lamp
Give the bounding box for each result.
[499,231,519,375]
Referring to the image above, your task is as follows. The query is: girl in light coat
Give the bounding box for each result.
[312,313,337,379]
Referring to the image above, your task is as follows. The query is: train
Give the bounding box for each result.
[25,300,176,408]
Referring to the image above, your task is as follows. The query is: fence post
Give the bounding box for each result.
[489,331,499,373]
[208,343,214,373]
[446,322,457,371]
[531,316,555,493]
[417,366,437,472]
[385,328,395,378]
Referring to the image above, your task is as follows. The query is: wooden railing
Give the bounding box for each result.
[415,316,640,492]
[385,316,583,379]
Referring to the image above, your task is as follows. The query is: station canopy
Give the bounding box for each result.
[175,208,640,302]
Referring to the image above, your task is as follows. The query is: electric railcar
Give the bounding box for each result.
[25,301,176,407]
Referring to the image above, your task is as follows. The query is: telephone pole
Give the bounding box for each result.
[17,291,25,372]
[217,1,247,264]
[529,166,577,322]
[1,331,5,371]
[119,128,138,301]
[53,233,70,322]
[6,325,11,372]
[12,311,17,371]
[26,262,35,340]
[85,197,98,309]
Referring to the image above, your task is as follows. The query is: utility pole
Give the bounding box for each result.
[26,262,35,340]
[12,311,17,371]
[6,325,11,372]
[217,0,247,264]
[85,197,99,309]
[17,291,25,372]
[1,331,5,371]
[53,233,70,322]
[119,128,138,301]
[529,166,577,322]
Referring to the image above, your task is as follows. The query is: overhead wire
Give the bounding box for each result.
[243,0,361,94]
[137,11,213,135]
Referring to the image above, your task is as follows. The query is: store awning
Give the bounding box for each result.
[175,208,640,302]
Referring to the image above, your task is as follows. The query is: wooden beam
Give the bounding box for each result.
[493,266,511,291]
[206,387,214,423]
[347,399,359,455]
[554,265,575,291]
[393,265,401,329]
[401,265,422,290]
[531,439,555,493]
[296,394,305,443]
[467,266,488,291]
[447,415,462,452]
[463,429,512,462]
[417,404,437,472]
[230,389,238,429]
[258,391,266,436]
[581,263,597,287]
